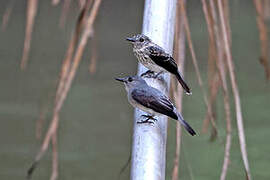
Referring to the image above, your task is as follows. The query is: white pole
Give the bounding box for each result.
[130,0,177,179]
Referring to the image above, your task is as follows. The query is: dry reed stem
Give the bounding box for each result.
[223,0,231,46]
[217,0,252,179]
[59,0,71,28]
[40,8,101,178]
[263,0,270,19]
[36,105,48,140]
[78,0,86,10]
[216,46,232,180]
[209,73,220,109]
[27,114,59,179]
[209,0,224,67]
[202,1,232,177]
[54,0,99,161]
[21,0,38,69]
[50,132,58,180]
[207,0,228,136]
[179,0,218,137]
[89,30,98,74]
[201,0,219,134]
[210,20,232,178]
[28,0,100,178]
[170,76,182,180]
[219,103,232,180]
[207,31,217,99]
[41,0,100,167]
[58,0,101,109]
[55,0,92,104]
[202,0,216,84]
[217,5,232,179]
[2,2,13,31]
[171,2,185,179]
[203,73,220,134]
[36,89,56,140]
[201,0,212,133]
[52,0,61,6]
[253,0,270,80]
[171,92,183,180]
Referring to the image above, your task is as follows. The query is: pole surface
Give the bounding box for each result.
[130,0,177,179]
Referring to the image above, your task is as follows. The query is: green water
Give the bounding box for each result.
[0,1,269,179]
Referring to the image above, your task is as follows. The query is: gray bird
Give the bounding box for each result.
[126,34,191,95]
[115,75,196,136]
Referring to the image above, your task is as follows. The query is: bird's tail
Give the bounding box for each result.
[175,71,192,95]
[176,111,196,136]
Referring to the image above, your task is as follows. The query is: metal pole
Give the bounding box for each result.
[130,0,177,179]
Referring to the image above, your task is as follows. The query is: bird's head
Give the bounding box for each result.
[115,75,146,90]
[126,34,151,48]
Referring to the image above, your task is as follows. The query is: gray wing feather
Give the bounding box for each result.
[146,46,179,73]
[131,87,196,136]
[131,88,178,119]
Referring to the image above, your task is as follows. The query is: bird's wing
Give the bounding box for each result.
[146,46,178,74]
[131,88,178,119]
[147,45,191,94]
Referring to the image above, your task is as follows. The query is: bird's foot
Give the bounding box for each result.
[140,70,155,78]
[141,71,164,81]
[137,115,157,124]
[152,71,163,79]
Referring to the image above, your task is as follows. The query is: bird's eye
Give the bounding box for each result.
[128,77,133,82]
[139,37,144,42]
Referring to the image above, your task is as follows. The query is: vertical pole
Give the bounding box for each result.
[130,0,177,179]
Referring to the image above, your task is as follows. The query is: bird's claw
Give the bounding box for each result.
[142,115,157,121]
[137,115,157,124]
[141,71,164,82]
[137,120,154,124]
[140,70,155,78]
[153,72,162,79]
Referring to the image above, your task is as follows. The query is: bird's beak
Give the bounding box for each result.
[115,77,126,82]
[126,37,136,42]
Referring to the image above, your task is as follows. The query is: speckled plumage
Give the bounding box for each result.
[126,34,192,95]
[133,45,165,72]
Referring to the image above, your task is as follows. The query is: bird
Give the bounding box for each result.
[126,34,192,95]
[115,75,196,136]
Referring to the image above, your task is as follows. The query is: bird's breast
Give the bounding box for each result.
[133,49,165,73]
[127,91,156,116]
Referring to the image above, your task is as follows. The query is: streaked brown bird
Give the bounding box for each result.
[126,34,191,95]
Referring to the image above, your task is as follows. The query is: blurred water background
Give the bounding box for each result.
[0,0,269,179]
